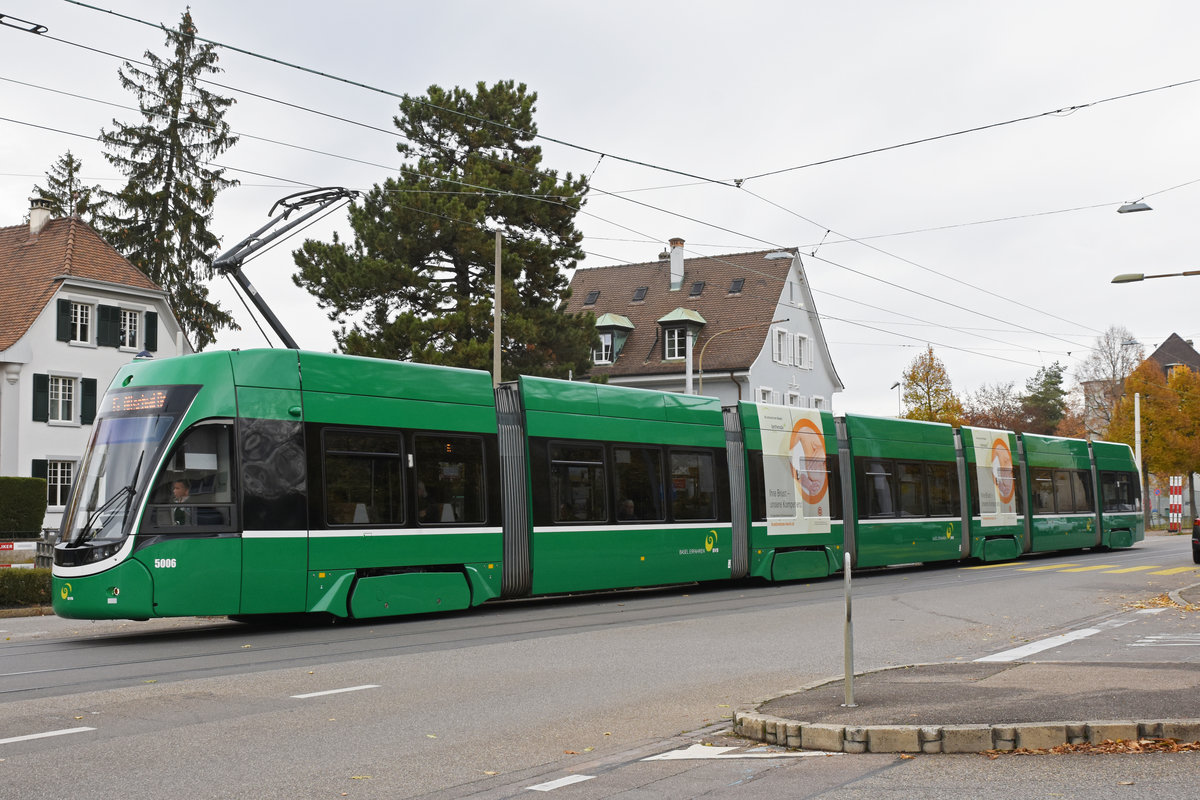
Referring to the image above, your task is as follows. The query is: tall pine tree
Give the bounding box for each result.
[293,81,596,379]
[100,9,238,351]
[32,151,105,225]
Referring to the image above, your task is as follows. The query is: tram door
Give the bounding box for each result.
[237,412,310,615]
[142,421,241,616]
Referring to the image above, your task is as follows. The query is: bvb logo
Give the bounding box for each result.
[705,530,718,552]
[60,582,72,600]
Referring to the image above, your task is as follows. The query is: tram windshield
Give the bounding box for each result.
[61,385,199,548]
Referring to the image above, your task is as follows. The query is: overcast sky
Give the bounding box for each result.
[3,1,1198,416]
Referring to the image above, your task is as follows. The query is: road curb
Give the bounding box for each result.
[732,708,1200,753]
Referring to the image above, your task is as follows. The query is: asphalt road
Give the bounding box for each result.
[2,534,1198,799]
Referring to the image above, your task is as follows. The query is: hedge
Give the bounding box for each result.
[0,568,52,607]
[0,476,48,538]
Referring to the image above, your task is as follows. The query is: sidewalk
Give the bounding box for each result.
[733,584,1200,754]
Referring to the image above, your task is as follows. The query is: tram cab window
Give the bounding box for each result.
[613,445,664,522]
[550,443,607,523]
[323,430,403,526]
[144,422,235,532]
[413,434,484,525]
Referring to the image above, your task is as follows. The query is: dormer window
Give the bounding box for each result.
[664,327,687,360]
[594,331,614,364]
[583,290,600,305]
[632,286,648,302]
[728,278,744,294]
[689,281,705,297]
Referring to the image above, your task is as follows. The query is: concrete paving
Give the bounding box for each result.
[735,584,1200,753]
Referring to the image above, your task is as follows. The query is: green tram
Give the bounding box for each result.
[52,350,1143,621]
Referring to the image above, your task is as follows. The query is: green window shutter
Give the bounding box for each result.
[31,459,47,481]
[97,305,119,347]
[144,311,158,352]
[33,373,49,422]
[81,378,98,424]
[56,299,72,341]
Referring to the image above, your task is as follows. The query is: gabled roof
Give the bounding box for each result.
[0,217,161,352]
[565,248,795,377]
[1148,332,1200,374]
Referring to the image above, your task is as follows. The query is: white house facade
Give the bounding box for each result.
[0,200,191,533]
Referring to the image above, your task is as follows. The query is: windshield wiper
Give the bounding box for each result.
[72,451,144,546]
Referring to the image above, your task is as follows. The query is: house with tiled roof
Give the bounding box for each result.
[564,238,842,408]
[0,198,190,533]
[1147,333,1200,379]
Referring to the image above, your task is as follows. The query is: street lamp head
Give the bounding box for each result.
[890,381,901,389]
[1117,201,1152,214]
[1111,273,1145,284]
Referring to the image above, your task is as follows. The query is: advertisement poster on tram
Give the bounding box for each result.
[971,428,1018,527]
[758,405,832,535]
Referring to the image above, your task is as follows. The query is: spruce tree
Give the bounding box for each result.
[293,80,596,379]
[32,151,105,225]
[99,9,238,350]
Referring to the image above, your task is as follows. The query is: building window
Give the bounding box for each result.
[772,329,790,364]
[758,386,774,404]
[728,278,744,294]
[632,286,648,302]
[664,327,686,360]
[119,309,139,348]
[49,376,74,422]
[786,391,804,407]
[70,302,91,343]
[594,331,613,364]
[795,334,812,368]
[584,290,600,305]
[689,281,705,297]
[812,396,825,410]
[47,460,74,506]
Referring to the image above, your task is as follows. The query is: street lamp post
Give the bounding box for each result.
[890,381,901,417]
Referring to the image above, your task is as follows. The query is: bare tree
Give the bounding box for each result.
[963,380,1024,430]
[1074,325,1143,438]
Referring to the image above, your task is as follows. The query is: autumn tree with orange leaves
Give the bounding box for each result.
[901,345,965,425]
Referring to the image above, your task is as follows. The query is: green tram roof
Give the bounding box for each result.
[842,413,957,461]
[1090,439,1138,471]
[1018,432,1091,469]
[520,376,724,446]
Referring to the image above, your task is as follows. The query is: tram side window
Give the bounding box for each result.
[926,461,960,517]
[145,422,236,532]
[1031,467,1055,514]
[857,458,895,518]
[413,434,485,524]
[748,451,766,522]
[670,450,716,521]
[1101,471,1141,512]
[896,461,926,517]
[323,430,403,526]
[1070,469,1095,513]
[614,445,665,521]
[550,443,607,523]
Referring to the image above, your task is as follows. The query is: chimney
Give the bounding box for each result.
[669,237,685,291]
[29,197,53,236]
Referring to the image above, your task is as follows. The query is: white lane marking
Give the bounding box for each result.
[1131,634,1200,647]
[0,727,96,745]
[527,774,596,791]
[291,684,380,699]
[643,743,838,760]
[976,628,1102,662]
[976,616,1136,662]
[1137,608,1168,614]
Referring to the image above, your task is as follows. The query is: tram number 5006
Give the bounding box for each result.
[153,558,178,569]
